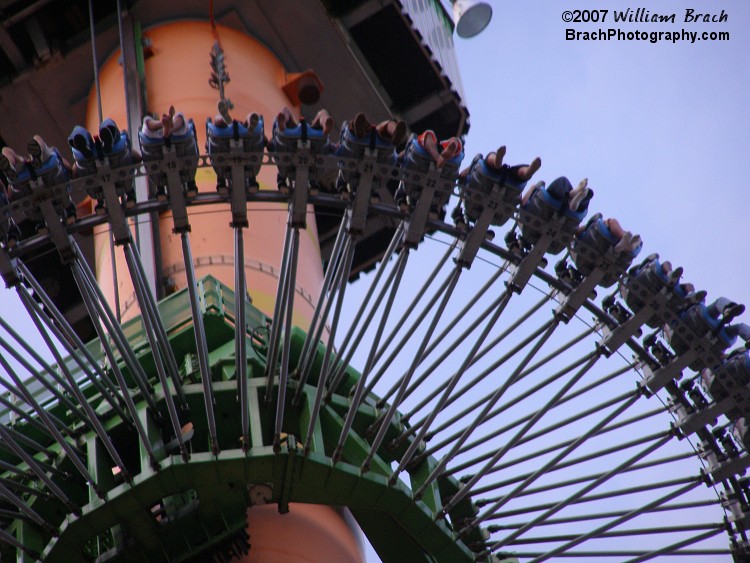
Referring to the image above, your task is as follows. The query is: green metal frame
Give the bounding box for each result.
[0,276,489,562]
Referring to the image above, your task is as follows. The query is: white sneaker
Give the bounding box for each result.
[628,234,642,253]
[614,231,633,254]
[568,178,589,211]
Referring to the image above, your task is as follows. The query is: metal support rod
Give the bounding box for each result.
[329,223,404,367]
[0,316,79,400]
[461,380,631,469]
[363,266,462,473]
[0,527,41,558]
[508,549,728,559]
[0,393,61,446]
[484,473,700,520]
[274,227,300,452]
[109,229,121,323]
[432,352,602,461]
[9,286,125,419]
[445,372,656,478]
[519,325,600,382]
[321,241,356,398]
[72,261,157,411]
[393,288,513,411]
[302,241,356,455]
[484,450,698,505]
[87,0,102,125]
[492,433,674,550]
[234,226,250,451]
[15,290,129,476]
[505,523,722,544]
[14,261,126,417]
[491,499,718,529]
[623,527,726,563]
[0,330,86,424]
[0,481,52,533]
[365,258,459,397]
[124,242,186,407]
[484,470,692,529]
[368,238,456,369]
[466,393,641,530]
[0,424,79,515]
[294,234,353,403]
[264,221,293,397]
[180,231,219,454]
[122,244,188,460]
[416,319,559,499]
[70,263,159,469]
[407,300,557,430]
[0,455,52,479]
[1,478,53,499]
[294,215,348,390]
[71,243,156,402]
[419,319,564,456]
[2,425,57,459]
[526,478,703,562]
[326,242,410,396]
[390,288,513,479]
[518,389,634,447]
[332,246,410,464]
[472,293,565,370]
[417,263,508,365]
[115,0,131,138]
[479,428,671,493]
[444,353,603,515]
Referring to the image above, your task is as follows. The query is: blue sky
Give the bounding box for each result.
[453,0,749,309]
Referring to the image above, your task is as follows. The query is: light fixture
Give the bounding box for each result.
[451,0,492,38]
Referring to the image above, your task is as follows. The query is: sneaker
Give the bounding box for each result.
[0,153,16,181]
[568,179,590,211]
[100,126,116,155]
[685,289,707,304]
[667,266,684,286]
[68,126,95,159]
[723,302,746,321]
[0,148,23,180]
[391,120,407,146]
[573,177,588,193]
[28,136,51,168]
[628,234,642,253]
[352,113,368,139]
[441,138,461,161]
[614,231,633,254]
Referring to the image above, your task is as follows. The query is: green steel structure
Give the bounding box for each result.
[0,275,485,562]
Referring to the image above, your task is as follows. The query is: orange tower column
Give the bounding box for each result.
[88,21,362,563]
[90,21,324,328]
